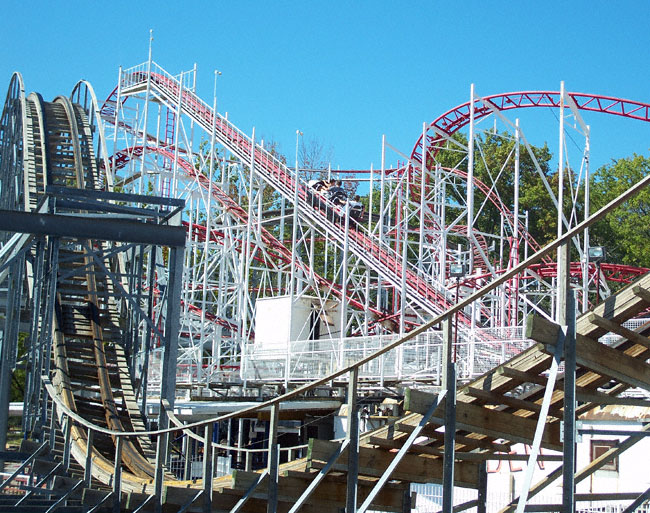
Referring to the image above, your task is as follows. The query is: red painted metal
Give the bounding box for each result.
[410,91,650,163]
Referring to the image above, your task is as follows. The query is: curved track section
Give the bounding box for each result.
[411,91,650,164]
[2,79,159,489]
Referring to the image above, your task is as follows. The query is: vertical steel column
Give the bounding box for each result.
[439,165,447,285]
[0,259,22,456]
[113,436,123,513]
[85,429,94,486]
[155,242,184,513]
[287,130,302,386]
[203,422,214,513]
[417,121,427,268]
[171,71,184,198]
[24,238,44,434]
[278,195,286,292]
[562,290,577,512]
[340,205,350,343]
[346,367,359,513]
[39,237,59,431]
[267,404,280,513]
[241,128,256,357]
[160,243,184,407]
[556,81,567,323]
[512,120,521,325]
[237,418,244,469]
[139,246,156,418]
[111,66,123,180]
[582,126,591,313]
[138,31,154,196]
[466,84,476,274]
[476,462,488,513]
[377,136,386,313]
[442,317,456,513]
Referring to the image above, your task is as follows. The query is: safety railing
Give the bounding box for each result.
[240,327,532,384]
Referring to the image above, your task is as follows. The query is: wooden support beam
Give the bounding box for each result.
[405,389,563,451]
[574,335,650,391]
[367,438,562,462]
[497,367,547,386]
[633,285,650,304]
[394,422,512,453]
[230,467,410,512]
[308,439,480,489]
[525,314,561,346]
[588,313,650,349]
[466,387,543,414]
[576,388,650,407]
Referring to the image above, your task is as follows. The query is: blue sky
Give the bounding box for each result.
[3,1,650,172]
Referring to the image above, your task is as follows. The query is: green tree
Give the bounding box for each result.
[589,154,650,268]
[434,131,558,247]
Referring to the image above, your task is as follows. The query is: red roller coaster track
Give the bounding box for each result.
[407,90,650,284]
[411,91,650,162]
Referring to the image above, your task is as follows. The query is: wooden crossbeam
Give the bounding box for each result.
[497,367,547,386]
[574,335,650,391]
[394,422,512,452]
[367,438,563,462]
[466,387,542,413]
[230,468,408,512]
[633,285,650,304]
[525,314,562,346]
[308,438,480,488]
[405,389,563,451]
[575,388,650,407]
[588,313,650,349]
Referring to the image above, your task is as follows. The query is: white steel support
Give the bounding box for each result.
[340,205,350,341]
[171,71,184,198]
[556,81,566,322]
[138,31,154,195]
[582,126,591,313]
[467,84,476,274]
[418,122,427,267]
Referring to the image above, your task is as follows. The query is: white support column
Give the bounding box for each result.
[467,84,476,274]
[582,126,591,313]
[377,135,387,314]
[418,122,427,268]
[556,81,567,323]
[138,31,154,195]
[171,71,184,198]
[439,165,447,285]
[111,66,123,181]
[242,127,256,350]
[340,205,350,344]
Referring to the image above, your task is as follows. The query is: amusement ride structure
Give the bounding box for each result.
[2,50,650,512]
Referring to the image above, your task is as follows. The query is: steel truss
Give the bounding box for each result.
[100,61,650,389]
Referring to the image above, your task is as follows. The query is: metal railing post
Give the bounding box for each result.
[346,367,359,512]
[562,290,577,512]
[442,318,456,513]
[202,422,214,513]
[267,404,280,513]
[85,428,94,486]
[113,436,123,513]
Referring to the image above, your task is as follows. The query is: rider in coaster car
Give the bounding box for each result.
[326,180,347,206]
[348,194,364,220]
